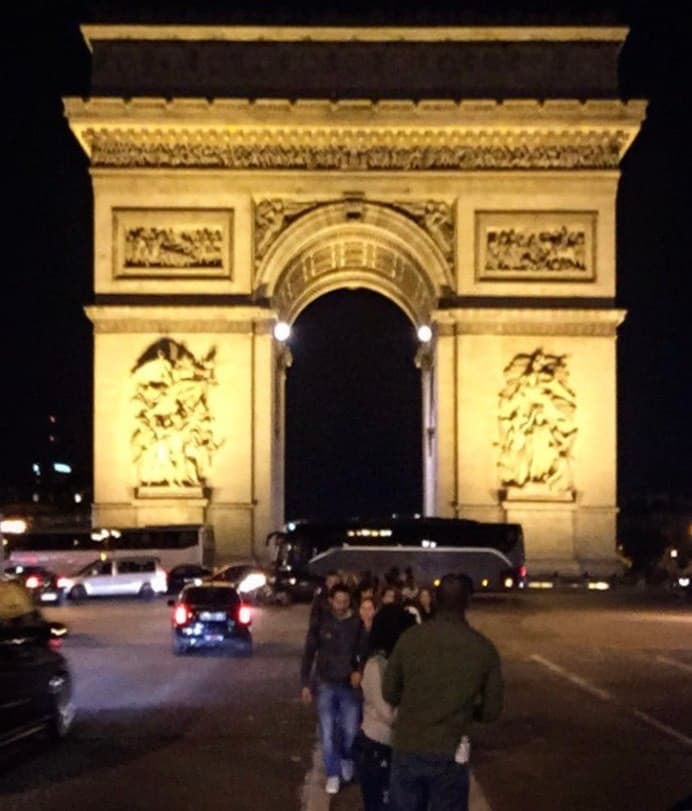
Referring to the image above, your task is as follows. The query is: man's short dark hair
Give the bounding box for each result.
[435,573,473,613]
[329,583,351,599]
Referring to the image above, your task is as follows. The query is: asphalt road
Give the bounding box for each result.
[1,590,690,811]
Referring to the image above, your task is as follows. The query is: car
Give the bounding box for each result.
[168,582,253,655]
[210,562,275,604]
[0,580,75,749]
[58,556,168,601]
[167,563,212,595]
[4,565,64,605]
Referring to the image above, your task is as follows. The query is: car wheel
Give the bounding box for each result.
[139,583,154,600]
[47,674,75,741]
[70,585,87,602]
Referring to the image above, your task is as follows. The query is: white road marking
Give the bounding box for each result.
[529,654,613,701]
[530,653,692,750]
[656,655,692,675]
[633,710,692,748]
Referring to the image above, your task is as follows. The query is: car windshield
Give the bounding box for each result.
[183,587,239,605]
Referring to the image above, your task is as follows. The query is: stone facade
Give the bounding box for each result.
[67,26,644,573]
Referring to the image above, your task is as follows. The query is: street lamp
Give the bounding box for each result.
[273,321,291,342]
[417,324,433,343]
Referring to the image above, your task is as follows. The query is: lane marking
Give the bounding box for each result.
[633,710,692,748]
[529,654,613,702]
[530,654,692,750]
[656,655,692,675]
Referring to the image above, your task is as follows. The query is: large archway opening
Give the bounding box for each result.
[285,289,422,522]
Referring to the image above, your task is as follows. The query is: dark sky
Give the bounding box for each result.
[1,1,690,515]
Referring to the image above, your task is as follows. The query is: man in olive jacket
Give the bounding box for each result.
[382,573,503,811]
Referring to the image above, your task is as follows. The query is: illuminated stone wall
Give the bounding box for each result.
[68,26,644,571]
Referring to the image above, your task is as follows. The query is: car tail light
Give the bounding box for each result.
[237,604,252,625]
[174,605,189,625]
[518,565,528,580]
[25,575,42,589]
[49,638,63,651]
[57,577,68,588]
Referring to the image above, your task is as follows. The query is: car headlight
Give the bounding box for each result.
[238,572,267,593]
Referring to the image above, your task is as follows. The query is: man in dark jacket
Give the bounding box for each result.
[382,573,503,811]
[301,582,367,796]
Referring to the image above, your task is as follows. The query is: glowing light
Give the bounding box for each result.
[238,605,252,625]
[528,581,555,589]
[587,581,610,591]
[273,321,291,341]
[32,463,41,475]
[671,548,678,559]
[417,324,433,343]
[238,572,267,593]
[503,577,514,588]
[174,605,188,625]
[678,577,690,588]
[0,519,28,534]
[74,493,83,504]
[53,462,72,474]
[481,578,489,588]
[25,575,41,589]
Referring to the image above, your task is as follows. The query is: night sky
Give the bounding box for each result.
[2,2,690,521]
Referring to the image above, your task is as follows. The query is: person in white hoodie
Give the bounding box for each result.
[356,604,416,810]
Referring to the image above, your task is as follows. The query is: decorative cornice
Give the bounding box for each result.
[82,26,630,44]
[65,99,645,171]
[433,307,626,336]
[85,305,275,334]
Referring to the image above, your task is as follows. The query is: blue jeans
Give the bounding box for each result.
[390,750,469,811]
[316,683,362,777]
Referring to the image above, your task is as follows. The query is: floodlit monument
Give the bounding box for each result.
[65,25,644,573]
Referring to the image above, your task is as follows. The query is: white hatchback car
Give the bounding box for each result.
[59,557,168,601]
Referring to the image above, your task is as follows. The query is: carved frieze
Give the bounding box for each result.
[497,348,577,493]
[84,127,630,170]
[476,211,595,281]
[130,338,223,488]
[114,209,233,279]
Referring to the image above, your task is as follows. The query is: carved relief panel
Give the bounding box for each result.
[476,211,596,282]
[130,338,223,489]
[113,209,233,279]
[497,348,577,495]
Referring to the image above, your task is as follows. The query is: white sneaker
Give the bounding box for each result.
[325,776,340,795]
[341,759,354,782]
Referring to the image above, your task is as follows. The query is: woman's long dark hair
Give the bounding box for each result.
[368,603,416,658]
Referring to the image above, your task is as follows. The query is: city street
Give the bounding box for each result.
[1,591,690,811]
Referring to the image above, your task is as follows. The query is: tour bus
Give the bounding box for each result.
[6,524,215,575]
[267,516,527,600]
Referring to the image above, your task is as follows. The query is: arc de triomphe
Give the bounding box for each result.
[65,25,644,574]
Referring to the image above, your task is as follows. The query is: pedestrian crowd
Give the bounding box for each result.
[300,567,503,810]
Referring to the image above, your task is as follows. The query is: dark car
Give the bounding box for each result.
[167,564,212,595]
[168,583,253,656]
[4,565,64,605]
[0,580,75,749]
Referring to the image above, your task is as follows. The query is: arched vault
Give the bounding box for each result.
[255,201,453,325]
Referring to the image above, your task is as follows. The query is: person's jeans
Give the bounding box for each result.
[316,683,362,778]
[389,750,469,811]
[355,731,392,810]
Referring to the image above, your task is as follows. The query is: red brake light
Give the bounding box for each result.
[238,604,252,625]
[174,605,189,625]
[25,575,41,589]
[518,565,527,579]
[57,577,68,588]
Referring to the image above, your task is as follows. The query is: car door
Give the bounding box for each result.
[112,560,137,595]
[0,633,48,743]
[84,560,116,596]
